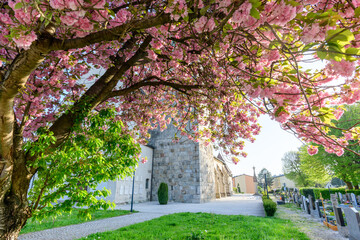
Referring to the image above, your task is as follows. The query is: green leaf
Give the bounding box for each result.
[200,6,209,16]
[302,42,318,52]
[288,75,298,82]
[345,47,360,61]
[326,29,354,45]
[250,8,260,19]
[355,7,360,17]
[316,50,327,60]
[275,106,286,117]
[345,47,360,55]
[249,0,261,8]
[14,2,23,9]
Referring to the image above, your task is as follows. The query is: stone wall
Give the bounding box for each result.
[199,142,216,202]
[148,124,203,203]
[214,158,232,198]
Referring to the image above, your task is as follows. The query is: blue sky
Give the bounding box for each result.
[229,115,303,177]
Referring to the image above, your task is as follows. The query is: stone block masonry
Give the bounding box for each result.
[148,124,217,203]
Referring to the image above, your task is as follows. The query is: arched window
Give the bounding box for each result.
[145,179,149,189]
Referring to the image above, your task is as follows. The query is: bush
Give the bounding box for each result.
[233,187,238,193]
[263,199,277,217]
[157,182,168,205]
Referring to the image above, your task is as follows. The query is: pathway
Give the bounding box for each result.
[19,194,264,240]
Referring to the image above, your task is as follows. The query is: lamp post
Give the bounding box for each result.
[264,173,269,199]
[130,170,135,212]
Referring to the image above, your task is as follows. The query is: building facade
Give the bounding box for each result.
[94,124,233,204]
[94,145,154,204]
[232,174,257,194]
[271,174,296,190]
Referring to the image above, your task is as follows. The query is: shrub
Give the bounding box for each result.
[157,182,168,205]
[263,199,277,217]
[233,187,238,193]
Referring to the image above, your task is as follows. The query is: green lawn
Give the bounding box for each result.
[282,203,302,211]
[21,209,133,234]
[79,212,310,240]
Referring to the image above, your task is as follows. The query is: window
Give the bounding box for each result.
[145,179,149,189]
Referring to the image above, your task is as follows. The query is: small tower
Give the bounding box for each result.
[253,166,259,195]
[253,166,257,183]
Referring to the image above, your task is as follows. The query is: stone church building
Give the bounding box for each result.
[95,124,233,204]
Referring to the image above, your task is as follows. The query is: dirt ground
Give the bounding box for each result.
[276,205,348,240]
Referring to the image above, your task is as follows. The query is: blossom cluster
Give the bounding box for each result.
[2,0,360,166]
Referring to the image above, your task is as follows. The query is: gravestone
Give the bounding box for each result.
[351,193,358,207]
[296,194,301,207]
[331,194,338,207]
[335,207,349,237]
[300,196,305,210]
[315,200,323,218]
[339,192,344,203]
[346,193,351,202]
[331,194,340,223]
[302,196,308,213]
[308,195,317,217]
[343,207,360,240]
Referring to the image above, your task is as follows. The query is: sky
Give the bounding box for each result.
[228,115,303,177]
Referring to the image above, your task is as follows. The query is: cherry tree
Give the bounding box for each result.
[1,0,360,238]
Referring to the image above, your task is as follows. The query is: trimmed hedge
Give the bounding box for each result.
[313,188,360,200]
[263,199,277,217]
[299,188,360,200]
[157,182,168,205]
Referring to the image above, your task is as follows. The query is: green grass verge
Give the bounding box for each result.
[79,212,310,240]
[21,209,133,234]
[282,203,302,211]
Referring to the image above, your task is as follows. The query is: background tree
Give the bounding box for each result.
[1,0,360,238]
[299,104,360,189]
[257,168,274,189]
[298,145,332,186]
[330,178,346,188]
[281,151,313,187]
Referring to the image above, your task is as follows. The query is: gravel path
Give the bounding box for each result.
[19,194,264,240]
[276,205,348,240]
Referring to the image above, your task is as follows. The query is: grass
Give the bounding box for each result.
[21,209,134,234]
[282,203,302,211]
[79,212,310,240]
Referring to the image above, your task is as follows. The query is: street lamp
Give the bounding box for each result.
[264,173,269,199]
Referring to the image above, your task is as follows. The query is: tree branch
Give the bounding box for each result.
[108,77,202,99]
[50,13,171,51]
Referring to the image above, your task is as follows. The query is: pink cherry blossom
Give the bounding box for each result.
[307,145,319,155]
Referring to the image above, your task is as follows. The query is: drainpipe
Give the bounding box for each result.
[150,147,155,201]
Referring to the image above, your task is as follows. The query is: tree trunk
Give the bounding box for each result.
[0,194,30,240]
[345,181,353,190]
[0,150,32,240]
